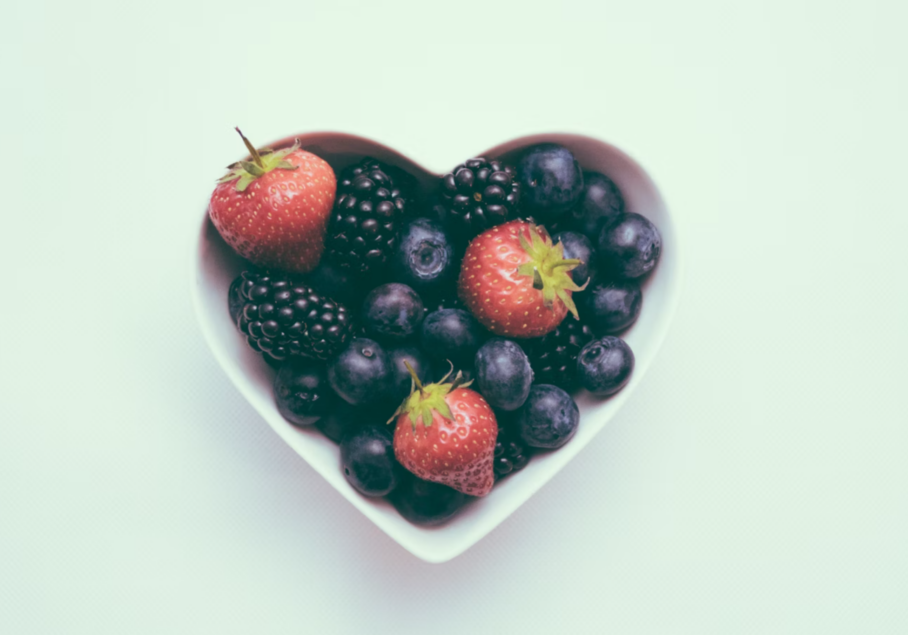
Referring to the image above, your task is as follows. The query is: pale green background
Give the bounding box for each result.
[2,0,907,633]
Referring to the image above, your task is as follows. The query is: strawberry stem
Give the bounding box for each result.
[235,127,264,169]
[551,259,582,270]
[403,360,424,394]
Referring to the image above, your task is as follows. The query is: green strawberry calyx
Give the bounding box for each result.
[388,362,472,429]
[516,223,589,318]
[218,127,300,192]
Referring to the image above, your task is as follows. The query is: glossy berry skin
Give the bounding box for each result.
[324,158,408,277]
[390,473,467,526]
[315,399,370,443]
[474,339,534,412]
[393,218,458,296]
[581,280,642,335]
[420,308,485,365]
[516,144,583,218]
[598,213,662,279]
[577,336,635,397]
[362,283,425,343]
[516,384,580,450]
[552,231,595,286]
[388,345,433,404]
[493,426,530,479]
[440,158,521,238]
[236,271,356,364]
[209,145,336,273]
[567,171,624,238]
[393,386,497,497]
[523,316,595,391]
[327,338,392,406]
[340,425,401,497]
[458,220,583,339]
[273,360,335,427]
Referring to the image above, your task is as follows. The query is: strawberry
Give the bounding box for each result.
[391,364,497,497]
[209,128,336,273]
[457,219,587,338]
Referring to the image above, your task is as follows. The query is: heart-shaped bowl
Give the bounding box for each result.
[191,132,682,563]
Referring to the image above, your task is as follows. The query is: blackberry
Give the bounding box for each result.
[236,270,355,365]
[493,426,530,479]
[325,158,409,277]
[440,158,520,238]
[523,316,595,391]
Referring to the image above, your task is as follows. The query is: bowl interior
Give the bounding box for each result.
[191,132,681,563]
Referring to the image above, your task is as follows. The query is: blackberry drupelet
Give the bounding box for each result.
[523,316,595,390]
[236,270,355,365]
[493,426,530,479]
[325,158,409,276]
[440,158,520,238]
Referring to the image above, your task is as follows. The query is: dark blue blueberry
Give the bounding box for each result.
[516,384,580,449]
[553,231,595,286]
[517,144,584,218]
[305,260,364,307]
[315,399,370,443]
[577,336,634,397]
[598,213,662,279]
[340,425,401,497]
[327,338,392,406]
[581,280,642,335]
[387,345,433,403]
[273,359,335,427]
[390,472,467,526]
[567,171,624,238]
[420,308,485,366]
[362,283,424,343]
[474,339,533,412]
[393,218,457,295]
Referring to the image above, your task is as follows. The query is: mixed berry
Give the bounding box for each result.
[210,132,663,526]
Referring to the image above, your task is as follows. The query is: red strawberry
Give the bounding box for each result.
[391,364,497,497]
[209,128,336,273]
[458,219,587,338]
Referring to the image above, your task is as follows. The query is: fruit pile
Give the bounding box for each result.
[210,130,662,526]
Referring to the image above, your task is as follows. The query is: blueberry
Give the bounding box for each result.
[552,231,595,286]
[567,171,624,238]
[387,345,432,403]
[517,144,583,218]
[577,336,634,397]
[390,472,467,526]
[474,339,533,412]
[305,260,364,307]
[420,308,485,365]
[598,213,662,279]
[273,359,335,426]
[340,425,401,497]
[327,338,392,406]
[362,283,424,343]
[393,218,457,295]
[581,280,642,334]
[315,399,370,443]
[516,384,580,449]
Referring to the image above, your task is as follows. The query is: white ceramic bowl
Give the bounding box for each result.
[190,132,682,563]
